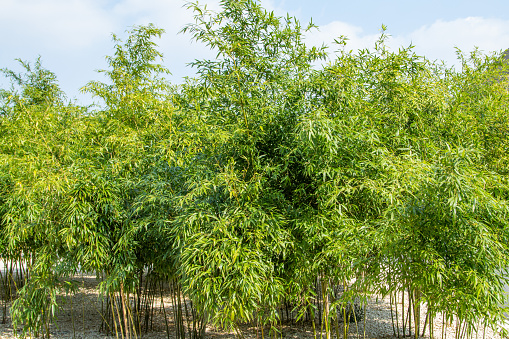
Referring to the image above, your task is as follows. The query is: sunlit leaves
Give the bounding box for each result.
[1,1,509,337]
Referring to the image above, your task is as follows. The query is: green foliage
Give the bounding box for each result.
[1,57,65,110]
[1,1,508,337]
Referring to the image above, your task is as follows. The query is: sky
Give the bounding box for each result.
[2,0,509,105]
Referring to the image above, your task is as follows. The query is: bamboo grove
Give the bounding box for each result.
[1,1,509,338]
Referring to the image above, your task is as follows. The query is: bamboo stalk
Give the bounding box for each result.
[126,291,138,339]
[430,312,434,339]
[82,275,86,338]
[120,282,130,339]
[110,293,120,339]
[395,290,400,338]
[321,278,330,339]
[114,292,125,339]
[159,280,170,339]
[390,290,397,337]
[407,287,412,337]
[70,291,76,339]
[442,312,446,339]
[402,289,406,337]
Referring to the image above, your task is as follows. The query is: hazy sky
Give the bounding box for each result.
[2,0,509,104]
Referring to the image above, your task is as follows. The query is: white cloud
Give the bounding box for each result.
[111,0,220,31]
[103,0,222,81]
[2,0,509,104]
[305,21,381,54]
[305,17,509,68]
[0,0,116,50]
[259,0,301,17]
[0,0,222,102]
[403,17,509,66]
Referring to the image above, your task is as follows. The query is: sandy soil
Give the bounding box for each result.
[0,275,506,339]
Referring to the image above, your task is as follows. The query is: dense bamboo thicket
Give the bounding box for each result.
[1,1,509,338]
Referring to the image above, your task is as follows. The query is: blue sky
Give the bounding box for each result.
[2,0,509,104]
[275,0,509,33]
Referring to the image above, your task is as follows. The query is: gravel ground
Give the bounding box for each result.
[0,276,506,339]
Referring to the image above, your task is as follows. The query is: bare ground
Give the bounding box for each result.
[0,276,505,339]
